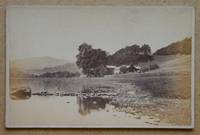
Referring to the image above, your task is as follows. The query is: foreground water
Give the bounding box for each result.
[8,95,169,127]
[7,78,171,127]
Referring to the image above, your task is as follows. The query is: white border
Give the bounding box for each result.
[5,5,195,129]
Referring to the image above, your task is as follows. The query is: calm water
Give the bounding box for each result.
[8,96,163,127]
[7,78,166,127]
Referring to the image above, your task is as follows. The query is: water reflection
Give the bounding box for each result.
[10,78,115,116]
[77,95,110,116]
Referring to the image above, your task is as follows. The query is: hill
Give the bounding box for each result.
[11,56,69,70]
[157,55,191,73]
[10,56,80,76]
[154,37,192,55]
[136,55,191,73]
[29,63,80,75]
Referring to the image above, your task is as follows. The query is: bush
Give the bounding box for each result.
[150,64,159,70]
[141,64,159,72]
[120,66,128,74]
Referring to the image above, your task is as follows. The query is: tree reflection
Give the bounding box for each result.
[77,95,109,116]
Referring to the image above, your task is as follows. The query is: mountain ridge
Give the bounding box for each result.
[11,56,71,70]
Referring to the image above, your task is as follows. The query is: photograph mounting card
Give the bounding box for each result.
[6,6,195,128]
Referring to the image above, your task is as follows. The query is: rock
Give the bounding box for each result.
[148,116,154,119]
[145,121,153,125]
[134,115,141,119]
[93,101,97,104]
[154,119,160,123]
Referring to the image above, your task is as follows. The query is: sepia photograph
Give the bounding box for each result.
[6,6,194,128]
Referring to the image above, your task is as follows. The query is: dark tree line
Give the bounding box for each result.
[108,44,152,66]
[76,43,152,77]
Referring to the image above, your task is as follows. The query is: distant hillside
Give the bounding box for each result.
[29,63,80,75]
[154,37,192,55]
[11,56,80,76]
[11,56,69,70]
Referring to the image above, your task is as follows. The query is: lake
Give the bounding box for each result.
[7,78,168,127]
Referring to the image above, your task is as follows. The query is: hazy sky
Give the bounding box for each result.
[7,6,194,61]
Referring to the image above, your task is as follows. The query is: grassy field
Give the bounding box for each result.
[107,55,192,125]
[108,72,191,125]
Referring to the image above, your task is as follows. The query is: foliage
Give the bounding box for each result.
[141,64,160,72]
[149,64,160,70]
[141,44,151,55]
[76,43,108,77]
[119,66,128,74]
[108,44,152,66]
[128,64,139,72]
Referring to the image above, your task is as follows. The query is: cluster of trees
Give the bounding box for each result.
[108,44,152,66]
[76,43,152,77]
[154,37,191,55]
[76,43,108,77]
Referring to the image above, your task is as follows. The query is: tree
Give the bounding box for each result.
[109,44,141,66]
[139,44,152,62]
[76,43,108,77]
[119,66,128,74]
[141,44,151,55]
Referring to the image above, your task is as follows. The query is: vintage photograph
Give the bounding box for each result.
[6,6,194,128]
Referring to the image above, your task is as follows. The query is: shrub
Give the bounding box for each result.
[120,66,128,74]
[141,64,159,72]
[150,64,159,70]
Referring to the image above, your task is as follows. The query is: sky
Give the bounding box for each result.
[7,6,194,61]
